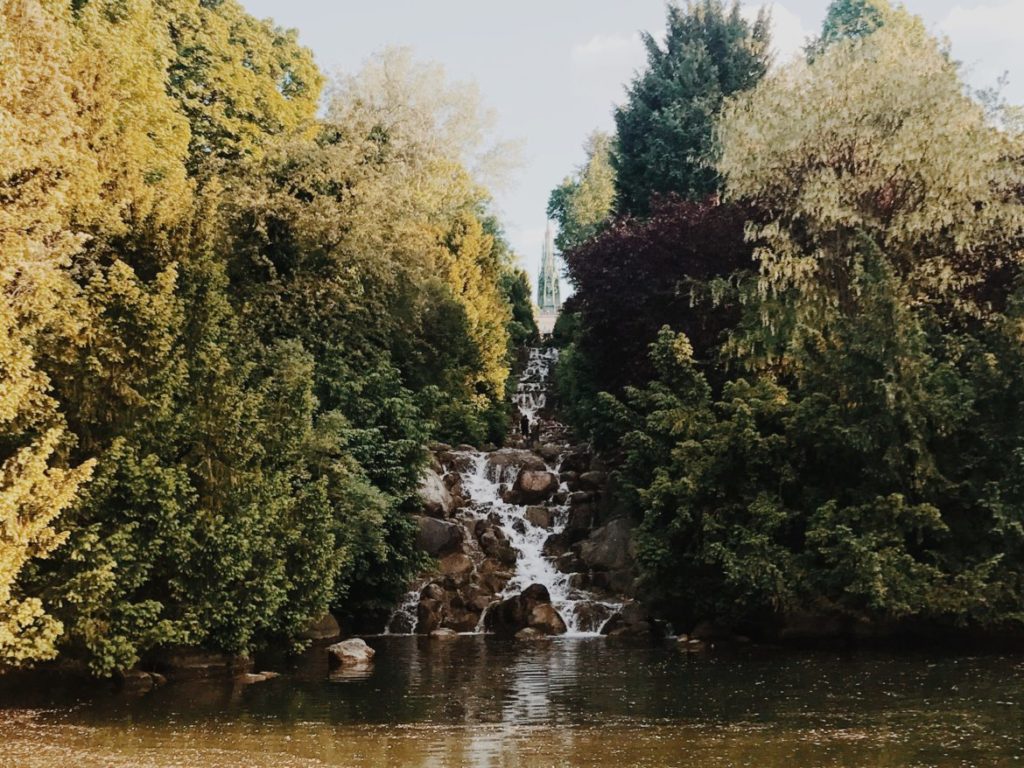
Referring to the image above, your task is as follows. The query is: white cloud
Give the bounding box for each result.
[571,33,644,67]
[939,2,1024,102]
[742,2,813,66]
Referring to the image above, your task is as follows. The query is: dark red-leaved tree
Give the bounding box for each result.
[563,197,755,394]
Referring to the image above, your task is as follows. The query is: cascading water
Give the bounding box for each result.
[460,452,619,634]
[387,345,624,636]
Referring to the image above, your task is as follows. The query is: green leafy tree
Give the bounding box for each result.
[547,131,616,253]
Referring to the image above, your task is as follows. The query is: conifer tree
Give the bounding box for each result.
[613,0,770,215]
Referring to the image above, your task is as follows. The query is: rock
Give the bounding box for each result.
[416,599,443,634]
[418,469,454,518]
[579,518,634,572]
[563,506,594,542]
[442,609,480,633]
[567,572,591,590]
[438,553,474,580]
[484,583,567,637]
[421,582,446,602]
[678,636,708,653]
[414,516,465,557]
[241,671,280,684]
[524,506,555,529]
[542,532,569,558]
[117,669,164,693]
[538,444,562,462]
[590,569,635,595]
[477,558,513,594]
[569,491,596,506]
[440,451,476,474]
[456,444,477,453]
[553,490,569,505]
[148,648,253,680]
[691,620,733,642]
[510,470,559,504]
[486,449,546,483]
[388,610,415,635]
[430,628,459,640]
[559,450,592,474]
[601,601,662,638]
[571,601,615,634]
[554,551,583,574]
[298,613,342,642]
[328,638,375,667]
[428,442,452,453]
[578,471,607,492]
[529,603,568,635]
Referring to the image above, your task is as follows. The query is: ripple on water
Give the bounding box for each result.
[1,637,1024,767]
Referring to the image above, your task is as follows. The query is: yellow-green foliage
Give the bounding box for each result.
[157,0,323,166]
[718,9,1024,325]
[73,0,192,234]
[0,0,94,666]
[1,1,523,674]
[435,212,511,404]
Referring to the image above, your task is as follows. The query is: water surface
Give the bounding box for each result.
[2,636,1023,767]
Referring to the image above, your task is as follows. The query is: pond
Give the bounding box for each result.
[1,636,1023,767]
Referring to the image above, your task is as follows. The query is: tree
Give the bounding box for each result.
[557,199,754,439]
[0,0,95,667]
[613,0,770,215]
[717,5,1024,352]
[547,132,616,253]
[616,3,1024,636]
[157,0,323,170]
[814,0,891,53]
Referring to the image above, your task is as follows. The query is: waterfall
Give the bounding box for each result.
[387,345,624,636]
[459,451,620,635]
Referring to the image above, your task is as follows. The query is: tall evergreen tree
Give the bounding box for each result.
[612,0,770,215]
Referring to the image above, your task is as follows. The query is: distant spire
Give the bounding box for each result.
[537,220,560,313]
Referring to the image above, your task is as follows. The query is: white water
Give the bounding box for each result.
[387,346,622,636]
[459,451,618,635]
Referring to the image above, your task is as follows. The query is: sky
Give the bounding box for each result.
[239,0,1024,294]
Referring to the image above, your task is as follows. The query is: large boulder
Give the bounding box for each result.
[524,506,555,529]
[542,532,569,558]
[298,613,342,642]
[418,468,454,518]
[559,449,592,475]
[601,601,662,638]
[563,506,594,543]
[509,470,559,504]
[486,449,546,484]
[414,516,465,557]
[484,583,567,637]
[579,518,634,572]
[538,444,562,462]
[416,598,444,634]
[577,471,607,492]
[438,553,474,580]
[328,638,375,667]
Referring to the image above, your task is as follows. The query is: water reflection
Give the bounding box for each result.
[1,636,1023,767]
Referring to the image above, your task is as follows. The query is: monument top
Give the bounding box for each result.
[537,221,560,334]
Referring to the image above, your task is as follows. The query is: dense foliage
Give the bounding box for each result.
[612,0,770,215]
[555,199,753,440]
[552,0,1024,635]
[547,132,616,254]
[1,0,532,674]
